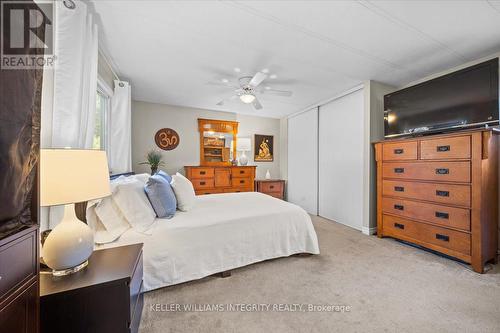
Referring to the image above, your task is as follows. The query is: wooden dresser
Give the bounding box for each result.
[0,225,39,333]
[255,180,286,200]
[185,166,256,195]
[374,129,499,273]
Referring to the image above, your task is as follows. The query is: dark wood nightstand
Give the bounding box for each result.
[255,179,286,200]
[40,244,143,333]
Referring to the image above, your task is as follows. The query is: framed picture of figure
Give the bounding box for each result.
[254,134,274,162]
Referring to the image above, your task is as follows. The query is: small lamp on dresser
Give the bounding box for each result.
[40,149,111,276]
[237,137,251,166]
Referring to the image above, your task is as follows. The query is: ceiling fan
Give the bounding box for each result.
[208,71,293,110]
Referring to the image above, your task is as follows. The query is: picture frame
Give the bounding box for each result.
[254,134,274,162]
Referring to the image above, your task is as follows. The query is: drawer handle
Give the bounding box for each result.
[240,180,245,184]
[394,204,404,211]
[436,190,449,197]
[394,186,404,192]
[436,168,449,175]
[394,148,404,154]
[435,211,449,219]
[394,223,405,230]
[240,170,245,174]
[394,168,405,174]
[270,185,274,189]
[437,145,450,152]
[435,233,449,242]
[200,171,206,175]
[200,181,206,185]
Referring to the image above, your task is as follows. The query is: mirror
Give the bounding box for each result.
[198,119,239,166]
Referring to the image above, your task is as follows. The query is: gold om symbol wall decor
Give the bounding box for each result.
[154,128,180,151]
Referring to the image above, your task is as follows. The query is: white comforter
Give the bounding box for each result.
[97,192,319,291]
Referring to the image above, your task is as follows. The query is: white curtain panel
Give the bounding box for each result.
[48,1,98,229]
[52,0,98,148]
[109,80,132,174]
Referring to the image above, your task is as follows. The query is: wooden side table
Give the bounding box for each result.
[255,179,286,200]
[40,244,143,333]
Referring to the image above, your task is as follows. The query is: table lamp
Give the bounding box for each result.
[40,149,111,276]
[236,138,251,166]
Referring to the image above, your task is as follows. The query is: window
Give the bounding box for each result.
[93,88,110,150]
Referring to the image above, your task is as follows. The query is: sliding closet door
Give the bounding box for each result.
[319,89,364,230]
[287,108,318,215]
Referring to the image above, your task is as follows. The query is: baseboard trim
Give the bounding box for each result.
[362,226,377,235]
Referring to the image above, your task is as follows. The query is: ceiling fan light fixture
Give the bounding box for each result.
[240,93,255,104]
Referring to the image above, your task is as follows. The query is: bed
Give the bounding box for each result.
[95,191,319,292]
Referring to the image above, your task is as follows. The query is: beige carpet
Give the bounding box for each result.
[139,216,500,333]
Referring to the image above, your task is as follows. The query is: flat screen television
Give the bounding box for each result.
[384,58,499,138]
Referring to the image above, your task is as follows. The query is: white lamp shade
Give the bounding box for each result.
[237,138,251,152]
[40,149,111,206]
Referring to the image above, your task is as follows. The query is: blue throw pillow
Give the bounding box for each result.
[144,174,177,218]
[156,170,172,183]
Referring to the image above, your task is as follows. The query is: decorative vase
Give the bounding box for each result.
[265,170,271,179]
[239,151,248,166]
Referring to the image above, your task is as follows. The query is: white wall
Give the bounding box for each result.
[131,101,281,179]
[287,108,318,215]
[236,114,281,179]
[363,80,396,234]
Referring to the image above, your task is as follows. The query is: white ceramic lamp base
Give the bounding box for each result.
[43,203,94,276]
[239,151,249,166]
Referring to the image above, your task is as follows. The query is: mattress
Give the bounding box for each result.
[96,192,320,291]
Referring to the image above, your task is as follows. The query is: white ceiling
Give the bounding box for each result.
[90,0,500,118]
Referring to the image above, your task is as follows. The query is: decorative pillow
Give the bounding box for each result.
[156,170,172,183]
[144,174,177,218]
[170,172,196,212]
[112,178,157,233]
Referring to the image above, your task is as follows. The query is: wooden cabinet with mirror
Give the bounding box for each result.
[198,118,238,166]
[187,119,256,195]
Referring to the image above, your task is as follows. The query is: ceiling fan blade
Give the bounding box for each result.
[248,72,267,88]
[207,81,239,89]
[216,95,238,106]
[261,89,293,97]
[252,97,263,110]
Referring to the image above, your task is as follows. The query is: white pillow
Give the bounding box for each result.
[112,178,156,233]
[134,173,150,184]
[94,197,130,239]
[86,201,128,244]
[170,172,196,211]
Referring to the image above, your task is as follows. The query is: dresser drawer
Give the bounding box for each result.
[189,167,214,179]
[231,167,253,177]
[191,178,214,189]
[383,215,471,256]
[195,189,223,195]
[420,136,471,160]
[382,161,470,183]
[232,177,252,188]
[223,187,252,193]
[383,180,471,207]
[259,181,284,193]
[382,141,417,161]
[382,197,470,231]
[0,228,37,299]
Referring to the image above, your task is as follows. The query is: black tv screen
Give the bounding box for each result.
[384,58,499,138]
